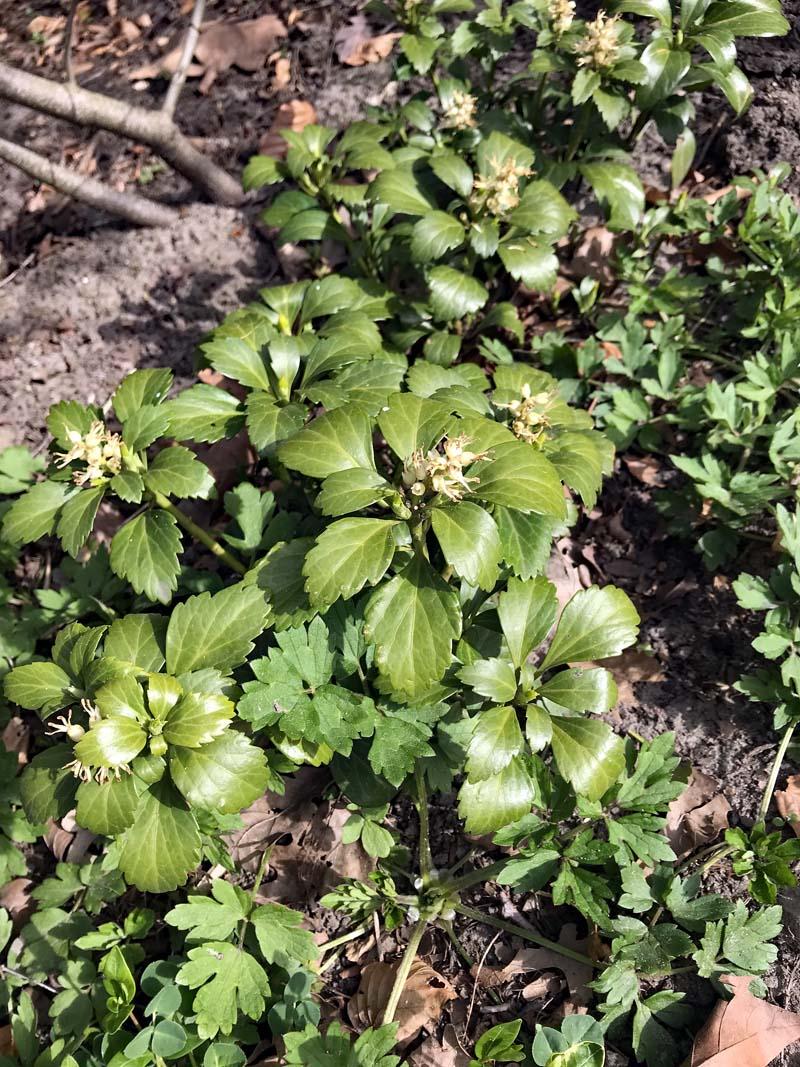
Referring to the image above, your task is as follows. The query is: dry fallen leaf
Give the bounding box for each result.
[602,649,665,707]
[691,974,800,1066]
[624,455,664,487]
[335,14,401,66]
[226,767,373,903]
[45,810,94,864]
[775,774,800,837]
[471,924,593,1009]
[407,1024,471,1067]
[2,716,29,764]
[666,770,731,860]
[272,55,291,89]
[259,100,318,158]
[130,14,287,92]
[349,958,456,1044]
[0,1025,13,1056]
[0,878,33,926]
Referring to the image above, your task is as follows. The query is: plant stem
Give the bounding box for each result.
[382,919,427,1026]
[415,761,433,887]
[449,858,509,892]
[318,922,371,957]
[150,490,246,575]
[455,904,601,970]
[758,722,796,822]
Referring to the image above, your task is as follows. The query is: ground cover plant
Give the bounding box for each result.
[1,1,800,1066]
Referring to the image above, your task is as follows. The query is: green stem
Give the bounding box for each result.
[318,922,371,957]
[382,919,427,1026]
[449,859,509,893]
[758,722,797,823]
[455,904,601,970]
[150,490,246,575]
[415,761,433,887]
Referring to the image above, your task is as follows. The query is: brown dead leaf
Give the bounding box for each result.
[335,14,401,66]
[226,767,373,903]
[2,716,30,764]
[775,775,800,837]
[624,455,664,486]
[130,14,287,92]
[666,770,730,860]
[259,100,318,158]
[0,878,33,926]
[522,974,562,1001]
[471,924,593,1009]
[0,1025,13,1056]
[407,1024,471,1067]
[568,226,616,286]
[272,55,291,89]
[349,959,455,1044]
[602,650,665,707]
[547,538,584,609]
[691,974,800,1066]
[44,810,94,864]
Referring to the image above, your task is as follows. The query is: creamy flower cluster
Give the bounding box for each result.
[549,0,576,35]
[57,420,123,486]
[575,10,621,69]
[402,434,490,502]
[500,383,557,445]
[442,89,478,130]
[473,157,533,216]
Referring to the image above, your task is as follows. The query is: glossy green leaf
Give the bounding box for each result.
[369,167,439,216]
[539,667,617,713]
[2,480,73,545]
[377,393,452,459]
[278,405,375,478]
[110,509,182,604]
[550,715,625,800]
[103,614,167,673]
[75,717,148,768]
[4,661,74,713]
[498,576,558,668]
[317,468,393,517]
[466,706,524,781]
[169,731,268,813]
[166,584,269,675]
[431,502,501,590]
[428,266,488,320]
[117,780,202,892]
[542,586,640,669]
[580,162,645,231]
[471,441,566,518]
[75,775,140,835]
[303,518,398,608]
[144,447,215,500]
[458,757,535,834]
[410,212,465,262]
[163,693,234,748]
[56,486,105,557]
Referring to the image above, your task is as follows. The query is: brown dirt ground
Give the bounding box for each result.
[2,1,800,1062]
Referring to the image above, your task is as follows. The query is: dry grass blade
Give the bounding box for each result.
[691,975,800,1066]
[348,959,456,1044]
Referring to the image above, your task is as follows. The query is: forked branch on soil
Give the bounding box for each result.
[0,58,244,215]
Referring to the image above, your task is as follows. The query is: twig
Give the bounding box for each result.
[64,0,81,86]
[150,491,247,574]
[0,61,244,206]
[1,964,58,994]
[0,251,35,291]
[464,931,502,1033]
[162,0,206,120]
[0,136,177,228]
[455,904,601,970]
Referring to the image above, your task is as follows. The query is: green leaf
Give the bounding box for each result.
[580,162,645,231]
[671,127,697,188]
[430,151,474,197]
[123,406,170,452]
[509,180,575,235]
[110,509,182,604]
[460,657,518,703]
[369,167,439,216]
[242,154,286,189]
[165,878,249,941]
[705,61,753,114]
[110,471,144,503]
[539,667,617,713]
[75,717,148,768]
[703,0,788,36]
[550,716,625,800]
[495,507,555,579]
[637,41,691,109]
[176,942,270,1040]
[144,447,214,500]
[377,393,452,459]
[46,400,95,448]
[427,266,488,320]
[204,337,271,392]
[410,212,465,262]
[166,584,269,675]
[5,661,74,713]
[163,692,234,748]
[2,480,73,545]
[112,368,173,422]
[364,555,461,699]
[75,775,140,835]
[104,614,167,672]
[614,0,672,26]
[431,502,501,590]
[278,405,375,479]
[317,468,393,517]
[169,731,268,813]
[546,431,606,509]
[303,518,398,608]
[246,394,306,455]
[458,757,535,834]
[19,746,78,823]
[164,384,244,444]
[400,32,440,73]
[117,780,201,892]
[499,238,559,290]
[542,586,640,669]
[470,440,566,518]
[251,902,319,964]
[498,576,558,668]
[56,486,105,557]
[466,706,523,781]
[369,713,435,786]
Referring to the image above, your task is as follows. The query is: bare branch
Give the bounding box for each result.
[0,136,178,227]
[64,0,81,86]
[162,0,206,120]
[0,61,244,206]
